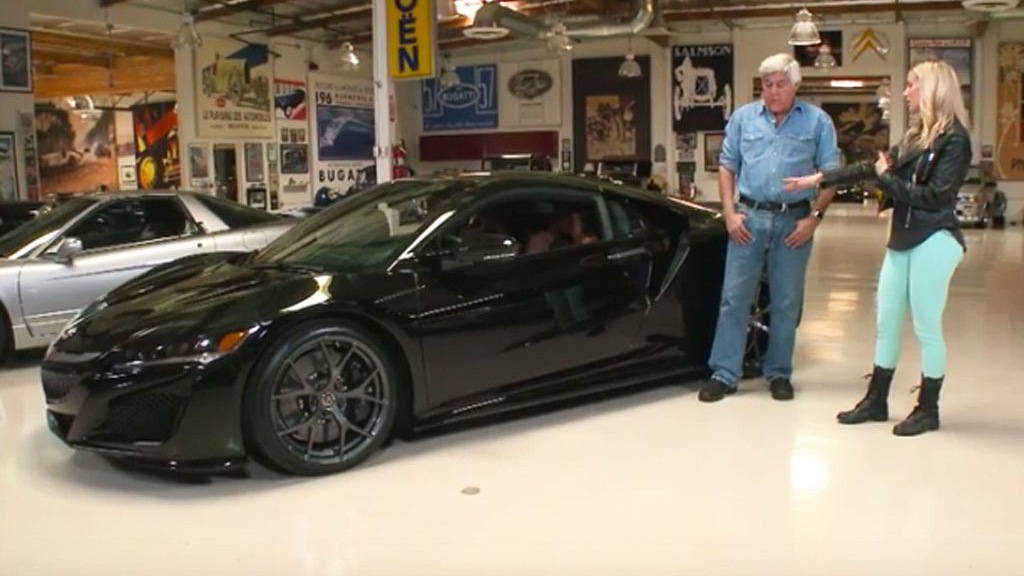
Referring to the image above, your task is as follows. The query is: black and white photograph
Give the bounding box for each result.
[0,28,31,92]
[280,143,309,174]
[703,131,723,172]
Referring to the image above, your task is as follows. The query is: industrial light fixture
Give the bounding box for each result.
[437,0,463,22]
[170,12,203,49]
[438,54,460,89]
[338,42,359,71]
[788,7,821,46]
[618,36,642,78]
[814,44,837,69]
[546,22,572,53]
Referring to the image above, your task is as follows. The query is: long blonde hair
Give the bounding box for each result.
[902,60,970,152]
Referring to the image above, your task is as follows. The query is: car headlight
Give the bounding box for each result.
[115,325,259,368]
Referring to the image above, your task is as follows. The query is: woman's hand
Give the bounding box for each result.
[874,151,892,176]
[782,173,822,193]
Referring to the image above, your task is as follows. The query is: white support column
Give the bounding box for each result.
[373,0,394,183]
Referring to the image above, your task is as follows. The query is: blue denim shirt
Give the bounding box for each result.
[719,99,840,203]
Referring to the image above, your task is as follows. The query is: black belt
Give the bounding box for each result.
[738,195,811,213]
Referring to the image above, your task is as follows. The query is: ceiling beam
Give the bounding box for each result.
[263,5,371,36]
[98,0,135,6]
[663,1,965,21]
[34,57,176,98]
[33,48,112,68]
[193,0,296,22]
[31,30,172,59]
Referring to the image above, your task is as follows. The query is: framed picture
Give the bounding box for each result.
[120,164,137,183]
[0,132,18,200]
[280,127,290,143]
[0,28,32,92]
[703,132,724,172]
[244,142,264,182]
[280,144,309,175]
[188,144,210,179]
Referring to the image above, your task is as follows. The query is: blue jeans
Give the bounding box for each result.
[708,206,813,386]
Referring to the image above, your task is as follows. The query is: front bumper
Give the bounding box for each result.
[42,349,252,470]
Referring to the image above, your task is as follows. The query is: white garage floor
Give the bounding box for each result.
[2,203,1023,576]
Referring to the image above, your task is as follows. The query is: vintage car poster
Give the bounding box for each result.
[194,38,273,139]
[671,44,733,133]
[822,102,889,165]
[34,104,119,194]
[274,78,307,121]
[132,101,181,189]
[571,56,651,172]
[421,64,498,132]
[310,73,374,194]
[996,43,1024,180]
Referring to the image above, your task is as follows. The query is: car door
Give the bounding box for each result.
[410,188,652,409]
[18,197,211,337]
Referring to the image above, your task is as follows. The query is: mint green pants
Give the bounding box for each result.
[875,230,963,378]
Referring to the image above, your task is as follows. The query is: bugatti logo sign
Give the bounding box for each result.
[438,83,481,109]
[508,69,553,100]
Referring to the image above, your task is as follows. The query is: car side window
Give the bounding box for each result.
[67,198,189,251]
[447,196,603,257]
[605,196,648,239]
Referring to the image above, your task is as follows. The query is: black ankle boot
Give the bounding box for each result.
[893,376,942,436]
[837,366,895,424]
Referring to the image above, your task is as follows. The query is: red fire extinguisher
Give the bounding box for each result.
[392,140,411,179]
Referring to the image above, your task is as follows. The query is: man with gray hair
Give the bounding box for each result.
[698,52,840,403]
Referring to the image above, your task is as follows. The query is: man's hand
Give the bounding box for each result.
[784,216,818,248]
[725,211,753,245]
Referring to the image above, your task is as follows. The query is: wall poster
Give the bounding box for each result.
[35,105,119,195]
[194,38,274,139]
[132,101,181,189]
[274,78,308,121]
[821,102,889,166]
[571,56,651,172]
[0,28,31,92]
[996,43,1024,180]
[18,111,40,200]
[671,44,733,133]
[310,73,374,194]
[0,132,17,200]
[422,64,498,132]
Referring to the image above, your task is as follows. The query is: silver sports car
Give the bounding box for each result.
[0,191,296,357]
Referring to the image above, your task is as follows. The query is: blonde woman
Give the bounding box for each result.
[783,60,971,436]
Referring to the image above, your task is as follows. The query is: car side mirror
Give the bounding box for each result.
[55,237,83,262]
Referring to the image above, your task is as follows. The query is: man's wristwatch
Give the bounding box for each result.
[812,209,826,221]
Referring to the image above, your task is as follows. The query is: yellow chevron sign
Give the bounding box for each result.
[852,28,890,61]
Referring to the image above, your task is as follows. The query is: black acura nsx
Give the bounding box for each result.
[41,173,768,476]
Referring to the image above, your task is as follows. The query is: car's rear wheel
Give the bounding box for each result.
[244,321,399,476]
[0,308,10,365]
[743,279,770,379]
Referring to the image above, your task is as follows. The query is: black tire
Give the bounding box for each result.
[994,215,1006,228]
[742,278,770,379]
[977,219,988,230]
[243,320,400,476]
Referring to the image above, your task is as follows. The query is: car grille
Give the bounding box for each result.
[97,392,186,443]
[41,369,83,402]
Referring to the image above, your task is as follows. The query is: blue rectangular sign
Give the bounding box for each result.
[422,64,498,132]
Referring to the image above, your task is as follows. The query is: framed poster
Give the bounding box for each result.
[571,56,651,172]
[244,142,264,182]
[0,132,18,200]
[0,28,32,92]
[671,44,733,133]
[193,38,273,139]
[188,144,210,179]
[703,132,723,173]
[280,144,309,175]
[422,64,499,131]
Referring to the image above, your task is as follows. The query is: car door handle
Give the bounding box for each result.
[607,247,647,261]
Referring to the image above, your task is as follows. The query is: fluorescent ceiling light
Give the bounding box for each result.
[830,80,864,88]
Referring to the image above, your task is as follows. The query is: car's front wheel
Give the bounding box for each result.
[244,321,400,476]
[743,279,770,379]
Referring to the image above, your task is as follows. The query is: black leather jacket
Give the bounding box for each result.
[820,120,970,251]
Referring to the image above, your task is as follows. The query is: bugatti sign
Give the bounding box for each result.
[422,64,498,131]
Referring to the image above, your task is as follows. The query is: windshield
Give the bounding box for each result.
[254,179,475,271]
[193,194,283,228]
[0,197,96,258]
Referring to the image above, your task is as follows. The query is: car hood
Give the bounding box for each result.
[55,257,329,354]
[958,182,985,198]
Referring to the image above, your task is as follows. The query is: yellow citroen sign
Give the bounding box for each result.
[386,0,436,80]
[852,28,890,61]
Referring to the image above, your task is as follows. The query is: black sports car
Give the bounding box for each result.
[41,173,768,476]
